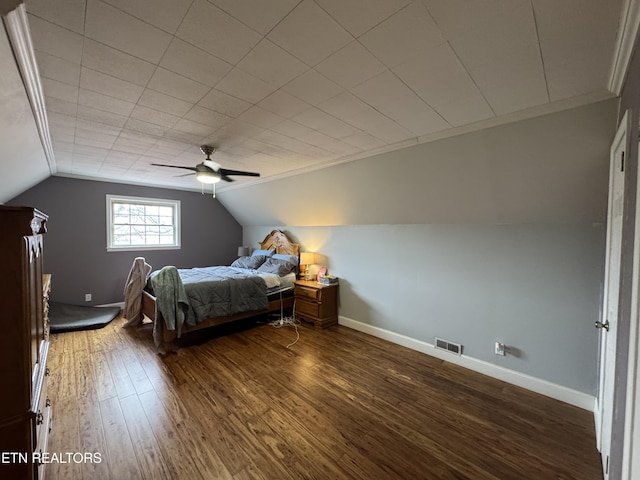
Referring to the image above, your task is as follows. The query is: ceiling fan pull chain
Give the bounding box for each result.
[212,182,216,198]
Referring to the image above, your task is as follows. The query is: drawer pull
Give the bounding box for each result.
[45,398,51,407]
[36,411,43,425]
[45,367,51,376]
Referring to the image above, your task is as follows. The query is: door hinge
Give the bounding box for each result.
[606,455,609,474]
[621,151,625,172]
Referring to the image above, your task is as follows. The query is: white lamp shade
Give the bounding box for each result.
[300,252,316,265]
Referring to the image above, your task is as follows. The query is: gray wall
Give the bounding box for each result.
[220,99,619,395]
[8,176,242,305]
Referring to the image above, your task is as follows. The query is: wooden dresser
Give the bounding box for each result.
[0,206,52,479]
[294,280,339,328]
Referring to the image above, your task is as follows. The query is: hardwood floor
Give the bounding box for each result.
[44,315,603,479]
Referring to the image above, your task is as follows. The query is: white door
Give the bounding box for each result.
[595,110,628,479]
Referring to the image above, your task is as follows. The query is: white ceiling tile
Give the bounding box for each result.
[236,39,309,89]
[160,38,232,87]
[26,0,86,34]
[35,51,80,86]
[376,94,450,135]
[316,0,410,37]
[77,105,129,127]
[183,106,234,130]
[393,44,481,107]
[257,91,310,119]
[282,69,344,105]
[81,39,156,87]
[315,41,386,89]
[317,91,371,118]
[45,97,78,116]
[237,106,287,129]
[80,67,144,104]
[215,68,277,104]
[291,107,338,131]
[138,89,193,117]
[315,118,362,139]
[42,78,78,103]
[341,131,387,150]
[172,119,215,138]
[123,117,169,137]
[267,0,353,66]
[217,119,266,139]
[85,0,172,64]
[74,136,115,150]
[76,119,123,136]
[130,105,180,129]
[423,0,527,39]
[270,120,317,139]
[207,0,298,35]
[72,144,109,158]
[102,0,192,33]
[75,127,119,144]
[28,15,83,63]
[342,105,392,130]
[113,131,157,153]
[78,89,136,116]
[198,89,252,117]
[176,0,262,64]
[545,58,611,102]
[350,70,415,108]
[147,68,210,103]
[366,119,414,143]
[482,75,549,116]
[359,1,446,68]
[48,112,78,128]
[433,94,495,127]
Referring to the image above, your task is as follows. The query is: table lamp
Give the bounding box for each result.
[299,252,316,280]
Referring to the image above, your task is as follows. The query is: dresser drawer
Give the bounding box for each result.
[294,285,320,300]
[296,299,320,317]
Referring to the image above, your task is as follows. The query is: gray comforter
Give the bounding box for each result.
[149,266,268,330]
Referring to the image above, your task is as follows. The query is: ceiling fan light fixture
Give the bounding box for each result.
[195,170,221,184]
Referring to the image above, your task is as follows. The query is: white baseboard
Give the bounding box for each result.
[339,315,596,411]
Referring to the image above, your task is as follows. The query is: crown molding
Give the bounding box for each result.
[3,4,56,174]
[609,0,640,95]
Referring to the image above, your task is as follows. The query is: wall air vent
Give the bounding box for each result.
[434,337,462,356]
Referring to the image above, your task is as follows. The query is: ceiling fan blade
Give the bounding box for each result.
[220,175,235,182]
[219,168,260,177]
[151,163,197,172]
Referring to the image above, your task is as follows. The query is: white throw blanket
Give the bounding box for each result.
[122,257,152,327]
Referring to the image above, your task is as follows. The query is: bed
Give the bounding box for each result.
[141,229,299,353]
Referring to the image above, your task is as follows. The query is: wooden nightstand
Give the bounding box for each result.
[294,279,339,328]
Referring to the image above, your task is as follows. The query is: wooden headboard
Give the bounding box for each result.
[258,230,299,257]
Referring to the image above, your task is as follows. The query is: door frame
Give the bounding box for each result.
[595,109,629,478]
[622,136,640,479]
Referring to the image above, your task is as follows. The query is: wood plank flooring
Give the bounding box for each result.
[44,315,603,479]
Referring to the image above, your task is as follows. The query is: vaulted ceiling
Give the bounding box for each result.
[21,0,626,193]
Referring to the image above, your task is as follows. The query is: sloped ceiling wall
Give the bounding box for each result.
[0,19,49,204]
[218,99,617,226]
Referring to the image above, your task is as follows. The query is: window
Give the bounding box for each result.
[106,195,180,251]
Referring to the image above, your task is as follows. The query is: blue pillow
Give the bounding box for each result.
[257,258,296,276]
[252,249,275,257]
[272,253,298,265]
[231,255,268,269]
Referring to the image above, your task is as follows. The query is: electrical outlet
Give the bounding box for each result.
[85,293,92,302]
[494,341,505,356]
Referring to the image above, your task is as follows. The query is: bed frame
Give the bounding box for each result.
[141,230,299,353]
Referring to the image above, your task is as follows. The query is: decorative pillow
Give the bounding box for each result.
[231,255,268,269]
[272,253,298,265]
[257,258,297,276]
[251,249,275,257]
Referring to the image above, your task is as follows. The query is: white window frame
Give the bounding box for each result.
[106,194,181,252]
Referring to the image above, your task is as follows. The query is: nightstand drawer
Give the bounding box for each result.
[294,285,320,300]
[296,299,320,317]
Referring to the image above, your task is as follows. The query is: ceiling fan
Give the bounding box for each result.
[151,145,260,185]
